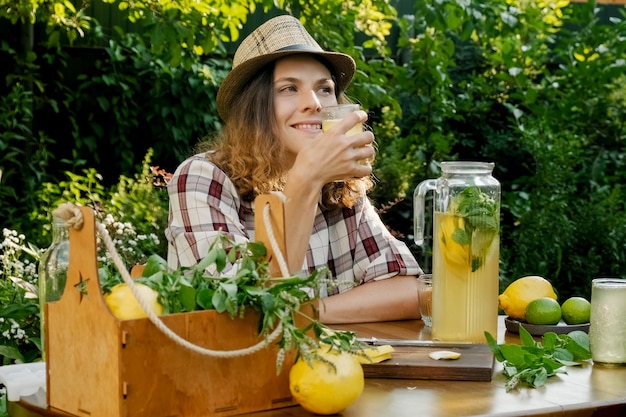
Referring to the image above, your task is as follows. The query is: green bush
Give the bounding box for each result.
[1,0,625,304]
[0,150,169,367]
[373,0,626,299]
[69,32,226,170]
[0,82,58,235]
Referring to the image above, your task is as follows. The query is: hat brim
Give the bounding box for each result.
[217,49,356,121]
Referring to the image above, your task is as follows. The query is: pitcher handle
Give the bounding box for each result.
[413,179,436,246]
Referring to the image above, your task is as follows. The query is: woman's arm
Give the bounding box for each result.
[281,110,373,274]
[317,275,421,324]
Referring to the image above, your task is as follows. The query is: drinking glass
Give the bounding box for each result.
[321,104,371,166]
[589,278,626,366]
[417,274,433,328]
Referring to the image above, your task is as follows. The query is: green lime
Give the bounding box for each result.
[561,296,591,325]
[525,297,562,325]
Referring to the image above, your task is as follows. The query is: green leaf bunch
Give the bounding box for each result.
[109,231,364,373]
[485,326,591,392]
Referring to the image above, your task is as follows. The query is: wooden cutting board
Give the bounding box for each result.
[362,344,494,381]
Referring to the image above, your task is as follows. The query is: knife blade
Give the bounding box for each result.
[356,337,475,348]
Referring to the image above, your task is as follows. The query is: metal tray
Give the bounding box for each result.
[504,316,590,336]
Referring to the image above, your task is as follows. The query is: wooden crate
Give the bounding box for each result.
[45,205,298,417]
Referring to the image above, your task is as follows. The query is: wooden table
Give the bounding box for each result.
[8,317,626,417]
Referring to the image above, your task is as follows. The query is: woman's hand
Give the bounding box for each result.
[295,109,375,186]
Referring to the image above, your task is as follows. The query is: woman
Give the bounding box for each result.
[166,15,423,324]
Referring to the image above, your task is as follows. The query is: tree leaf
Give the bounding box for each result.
[566,331,591,359]
[212,290,227,313]
[500,344,528,366]
[0,345,25,362]
[552,347,574,363]
[518,325,537,347]
[178,282,197,312]
[142,253,168,277]
[529,367,548,387]
[196,288,214,310]
[220,282,238,298]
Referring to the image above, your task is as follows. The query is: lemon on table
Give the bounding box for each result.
[498,276,558,321]
[104,282,163,320]
[289,347,364,415]
[561,296,591,325]
[525,297,562,325]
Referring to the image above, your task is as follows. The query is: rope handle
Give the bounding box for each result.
[52,202,289,358]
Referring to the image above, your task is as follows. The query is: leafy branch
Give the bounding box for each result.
[485,327,591,391]
[102,232,364,372]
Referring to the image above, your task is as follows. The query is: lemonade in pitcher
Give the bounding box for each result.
[431,207,499,342]
[414,163,500,343]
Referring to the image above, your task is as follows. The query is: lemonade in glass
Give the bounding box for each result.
[589,278,626,366]
[321,104,369,166]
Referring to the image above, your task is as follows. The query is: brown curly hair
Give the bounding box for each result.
[196,56,374,210]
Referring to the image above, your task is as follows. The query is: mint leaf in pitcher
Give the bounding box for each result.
[450,186,499,271]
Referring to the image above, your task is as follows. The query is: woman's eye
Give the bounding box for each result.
[278,85,297,93]
[318,85,334,95]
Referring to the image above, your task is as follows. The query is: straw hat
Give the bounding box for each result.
[216,15,356,121]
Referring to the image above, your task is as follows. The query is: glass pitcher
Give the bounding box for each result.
[414,162,500,343]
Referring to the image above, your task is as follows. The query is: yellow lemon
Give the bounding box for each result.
[498,276,557,321]
[104,282,163,320]
[439,214,470,268]
[525,297,562,325]
[289,347,364,415]
[561,296,591,325]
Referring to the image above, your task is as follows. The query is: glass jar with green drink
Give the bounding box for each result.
[414,162,501,343]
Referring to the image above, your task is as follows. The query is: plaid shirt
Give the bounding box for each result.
[165,153,422,295]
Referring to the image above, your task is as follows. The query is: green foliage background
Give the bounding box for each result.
[1,0,625,303]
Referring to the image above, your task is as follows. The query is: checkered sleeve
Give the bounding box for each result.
[353,198,422,284]
[165,154,250,269]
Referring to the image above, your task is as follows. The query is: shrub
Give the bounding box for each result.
[0,149,170,368]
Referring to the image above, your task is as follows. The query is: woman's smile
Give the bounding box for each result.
[291,121,323,133]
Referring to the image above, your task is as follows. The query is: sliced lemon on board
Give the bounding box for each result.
[429,350,462,360]
[355,345,395,364]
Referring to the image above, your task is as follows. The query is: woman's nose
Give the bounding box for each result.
[302,91,322,112]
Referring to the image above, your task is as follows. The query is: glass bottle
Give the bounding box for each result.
[414,162,501,343]
[39,216,69,358]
